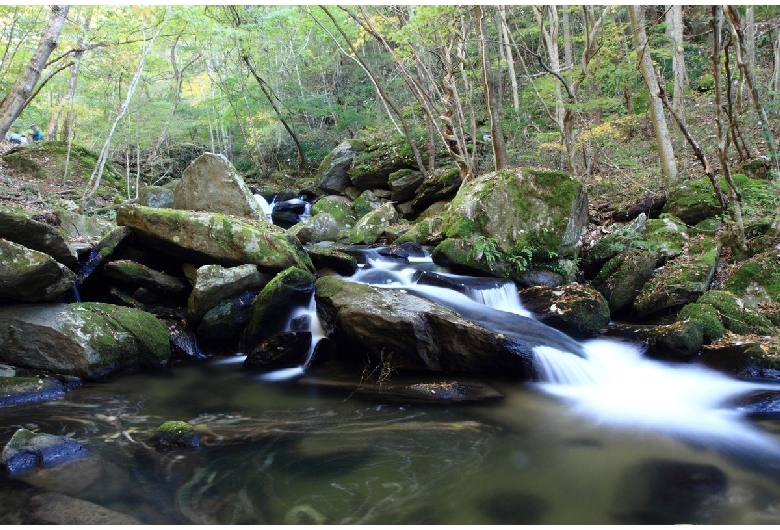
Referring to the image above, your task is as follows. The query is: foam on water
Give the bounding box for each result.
[534,339,780,460]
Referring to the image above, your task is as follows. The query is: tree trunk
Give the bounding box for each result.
[711,6,747,251]
[628,5,678,183]
[725,6,780,175]
[498,6,519,114]
[81,8,169,210]
[773,26,780,96]
[667,5,687,125]
[477,6,507,171]
[0,5,69,140]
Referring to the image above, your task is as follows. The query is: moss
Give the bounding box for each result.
[679,302,725,342]
[697,290,774,335]
[150,420,199,449]
[156,420,194,436]
[725,253,780,301]
[445,218,480,239]
[353,195,371,219]
[438,167,460,185]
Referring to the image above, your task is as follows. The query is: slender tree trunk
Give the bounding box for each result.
[711,6,747,251]
[725,6,780,175]
[498,6,519,115]
[628,5,678,183]
[773,27,780,96]
[535,5,565,159]
[0,6,69,140]
[81,8,169,209]
[477,6,507,170]
[667,5,687,125]
[562,5,574,71]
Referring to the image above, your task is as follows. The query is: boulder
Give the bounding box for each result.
[388,169,424,202]
[242,267,316,353]
[435,168,588,279]
[0,373,67,407]
[410,167,462,213]
[288,212,342,244]
[304,245,359,276]
[394,216,444,246]
[317,140,358,194]
[103,259,190,296]
[725,251,780,308]
[592,248,658,314]
[243,331,312,369]
[186,263,267,324]
[633,236,721,318]
[581,213,649,278]
[0,303,171,380]
[314,275,585,378]
[520,283,610,336]
[173,153,266,219]
[137,185,174,208]
[347,135,419,191]
[116,205,314,273]
[0,239,76,302]
[1,428,87,475]
[699,341,780,379]
[693,289,775,336]
[0,208,78,269]
[76,226,132,284]
[349,202,399,244]
[196,290,258,347]
[311,195,356,229]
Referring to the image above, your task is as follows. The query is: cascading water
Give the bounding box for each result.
[349,248,780,465]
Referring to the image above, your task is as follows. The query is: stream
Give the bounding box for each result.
[1,248,780,524]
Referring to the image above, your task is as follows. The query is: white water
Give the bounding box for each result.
[352,249,780,461]
[254,194,274,222]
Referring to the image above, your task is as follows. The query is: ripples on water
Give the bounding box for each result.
[2,250,780,523]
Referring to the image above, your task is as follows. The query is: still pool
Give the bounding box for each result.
[1,350,780,525]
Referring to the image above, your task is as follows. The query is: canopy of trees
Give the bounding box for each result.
[1,6,779,213]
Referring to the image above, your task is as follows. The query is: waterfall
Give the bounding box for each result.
[254,194,273,222]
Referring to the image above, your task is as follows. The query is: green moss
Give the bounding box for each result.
[679,302,725,342]
[697,290,774,335]
[445,218,480,239]
[353,195,371,219]
[725,253,780,301]
[156,420,194,436]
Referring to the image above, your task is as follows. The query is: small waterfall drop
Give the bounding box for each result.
[254,194,274,222]
[257,293,326,382]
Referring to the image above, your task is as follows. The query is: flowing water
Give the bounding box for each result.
[2,249,780,524]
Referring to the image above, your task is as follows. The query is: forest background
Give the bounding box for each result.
[1,4,779,238]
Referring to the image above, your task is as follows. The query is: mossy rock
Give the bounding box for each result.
[581,213,648,278]
[520,284,610,336]
[440,168,588,270]
[636,214,690,261]
[394,216,444,246]
[699,341,780,379]
[592,248,658,314]
[148,420,199,449]
[678,302,726,342]
[696,289,775,335]
[241,267,316,352]
[725,252,780,307]
[633,236,721,318]
[348,202,399,245]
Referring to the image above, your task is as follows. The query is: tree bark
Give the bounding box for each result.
[666,5,688,125]
[0,5,69,140]
[477,6,507,171]
[628,5,678,183]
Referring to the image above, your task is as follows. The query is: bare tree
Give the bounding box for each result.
[628,5,677,182]
[81,8,169,210]
[0,6,69,140]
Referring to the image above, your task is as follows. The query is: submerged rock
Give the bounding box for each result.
[148,420,200,449]
[1,428,87,475]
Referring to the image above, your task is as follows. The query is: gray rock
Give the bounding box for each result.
[29,492,141,524]
[349,202,399,244]
[0,209,78,268]
[288,212,342,244]
[0,239,76,302]
[0,303,170,380]
[318,141,358,194]
[187,263,267,324]
[137,185,174,208]
[388,169,424,202]
[173,153,266,219]
[116,205,314,273]
[314,275,585,378]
